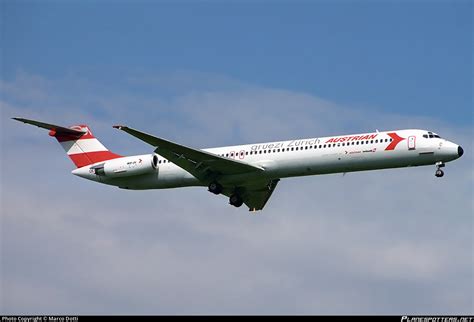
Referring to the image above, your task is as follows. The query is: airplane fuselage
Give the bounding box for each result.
[13,117,464,211]
[72,129,463,190]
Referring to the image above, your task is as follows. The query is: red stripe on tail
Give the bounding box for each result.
[68,151,122,168]
[52,124,122,168]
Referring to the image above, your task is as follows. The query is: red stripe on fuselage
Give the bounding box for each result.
[385,132,405,151]
[68,151,122,168]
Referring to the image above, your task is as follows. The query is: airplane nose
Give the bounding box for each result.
[458,146,464,158]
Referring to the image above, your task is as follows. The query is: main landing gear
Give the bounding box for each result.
[229,194,243,208]
[435,161,445,178]
[208,181,223,195]
[208,181,243,208]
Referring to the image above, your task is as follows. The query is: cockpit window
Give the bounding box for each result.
[424,132,441,139]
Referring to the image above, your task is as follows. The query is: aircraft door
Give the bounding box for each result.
[408,136,416,150]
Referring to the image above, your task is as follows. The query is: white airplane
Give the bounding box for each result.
[13,117,464,211]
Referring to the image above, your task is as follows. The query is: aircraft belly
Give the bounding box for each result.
[272,149,434,178]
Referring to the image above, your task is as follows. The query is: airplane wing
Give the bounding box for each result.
[113,125,264,182]
[223,179,280,211]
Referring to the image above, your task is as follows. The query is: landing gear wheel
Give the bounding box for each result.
[435,162,445,178]
[229,194,243,207]
[208,182,223,195]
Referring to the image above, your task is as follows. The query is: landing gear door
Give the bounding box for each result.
[408,136,416,150]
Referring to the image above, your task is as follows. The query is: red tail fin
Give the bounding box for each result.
[53,125,122,168]
[12,118,122,168]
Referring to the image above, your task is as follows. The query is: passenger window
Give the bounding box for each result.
[291,147,294,151]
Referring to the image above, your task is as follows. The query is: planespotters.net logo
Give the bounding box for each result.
[402,317,474,322]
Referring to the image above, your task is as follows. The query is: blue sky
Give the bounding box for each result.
[2,1,472,125]
[1,0,473,315]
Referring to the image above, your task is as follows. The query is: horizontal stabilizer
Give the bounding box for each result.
[12,117,87,138]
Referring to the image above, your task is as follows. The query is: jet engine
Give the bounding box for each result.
[91,154,158,178]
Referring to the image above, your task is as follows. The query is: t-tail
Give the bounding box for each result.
[12,117,122,167]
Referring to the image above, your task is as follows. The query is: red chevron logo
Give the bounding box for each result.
[385,132,405,151]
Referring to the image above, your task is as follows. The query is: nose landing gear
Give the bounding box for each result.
[435,161,445,178]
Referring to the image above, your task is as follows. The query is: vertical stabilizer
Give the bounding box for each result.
[12,118,122,168]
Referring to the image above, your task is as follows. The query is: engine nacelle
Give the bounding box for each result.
[92,154,158,178]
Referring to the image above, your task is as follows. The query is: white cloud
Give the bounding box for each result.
[1,71,472,314]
